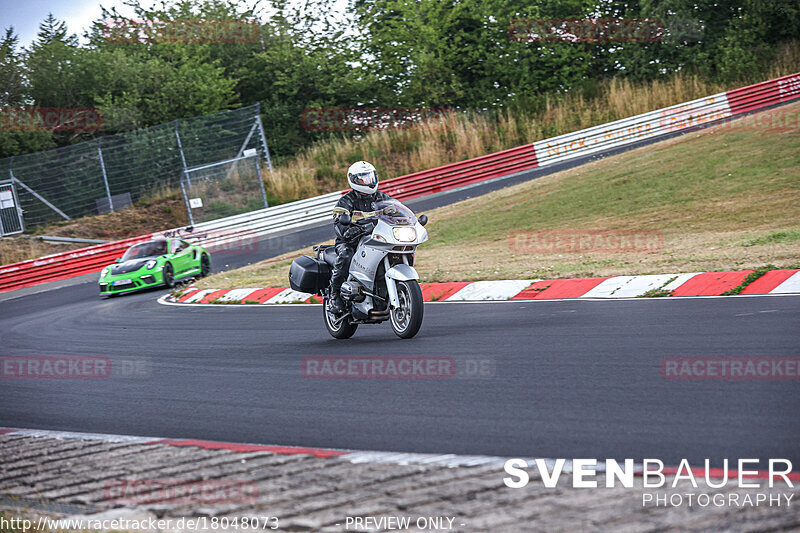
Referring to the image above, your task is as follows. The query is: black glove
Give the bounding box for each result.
[343,226,362,240]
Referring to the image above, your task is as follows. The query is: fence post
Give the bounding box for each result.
[6,159,11,234]
[10,178,24,232]
[0,179,5,235]
[174,119,190,186]
[179,173,194,226]
[254,157,269,208]
[97,138,114,212]
[254,103,274,173]
[6,158,14,234]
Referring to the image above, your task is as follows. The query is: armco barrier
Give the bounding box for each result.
[186,192,340,253]
[727,73,800,114]
[531,92,731,166]
[1,72,798,293]
[382,144,539,200]
[0,234,153,292]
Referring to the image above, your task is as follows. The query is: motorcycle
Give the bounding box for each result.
[289,200,429,339]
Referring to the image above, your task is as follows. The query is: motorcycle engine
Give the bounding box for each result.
[340,281,366,302]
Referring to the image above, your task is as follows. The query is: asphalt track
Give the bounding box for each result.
[1,278,798,468]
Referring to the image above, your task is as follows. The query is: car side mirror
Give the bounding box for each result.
[114,258,121,263]
[339,213,351,225]
[418,214,428,226]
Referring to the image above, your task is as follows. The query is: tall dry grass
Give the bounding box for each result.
[263,42,800,204]
[0,237,86,265]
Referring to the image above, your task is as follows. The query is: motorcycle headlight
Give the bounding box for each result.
[392,227,416,242]
[372,234,387,243]
[146,260,157,269]
[100,268,109,278]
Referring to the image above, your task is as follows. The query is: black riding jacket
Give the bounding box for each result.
[332,189,391,244]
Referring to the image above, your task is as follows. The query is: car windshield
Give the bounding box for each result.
[122,241,168,261]
[374,200,417,226]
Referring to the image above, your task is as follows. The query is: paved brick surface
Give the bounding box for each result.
[1,434,799,532]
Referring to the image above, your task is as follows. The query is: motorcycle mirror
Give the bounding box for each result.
[339,213,351,225]
[418,214,428,226]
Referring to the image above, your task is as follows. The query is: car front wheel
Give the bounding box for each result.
[163,263,175,288]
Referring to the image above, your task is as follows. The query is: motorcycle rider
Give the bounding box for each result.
[328,161,392,313]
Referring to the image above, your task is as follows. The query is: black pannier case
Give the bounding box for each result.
[289,256,330,294]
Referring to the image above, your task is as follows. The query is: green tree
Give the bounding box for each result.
[0,27,55,158]
[353,0,600,110]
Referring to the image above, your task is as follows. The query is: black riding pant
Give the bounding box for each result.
[330,243,354,291]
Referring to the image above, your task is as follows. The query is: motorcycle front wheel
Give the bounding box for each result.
[390,280,424,339]
[323,297,358,339]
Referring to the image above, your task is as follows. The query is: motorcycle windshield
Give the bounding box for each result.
[373,200,417,226]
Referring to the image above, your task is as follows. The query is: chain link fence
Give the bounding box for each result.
[180,152,267,225]
[1,103,273,229]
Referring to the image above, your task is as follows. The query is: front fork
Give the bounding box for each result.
[385,260,399,309]
[383,256,418,309]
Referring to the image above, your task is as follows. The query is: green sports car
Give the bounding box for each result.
[99,238,211,296]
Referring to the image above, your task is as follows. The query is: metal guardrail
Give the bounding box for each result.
[180,192,341,251]
[532,92,731,166]
[1,72,798,293]
[28,236,110,244]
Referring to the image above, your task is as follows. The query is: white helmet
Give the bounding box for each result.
[347,161,379,194]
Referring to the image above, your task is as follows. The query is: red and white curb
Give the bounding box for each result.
[3,427,798,480]
[160,269,800,306]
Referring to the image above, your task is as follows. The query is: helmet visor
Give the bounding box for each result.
[350,170,377,187]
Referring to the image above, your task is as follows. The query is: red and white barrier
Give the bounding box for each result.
[0,234,153,293]
[2,72,799,293]
[163,269,800,305]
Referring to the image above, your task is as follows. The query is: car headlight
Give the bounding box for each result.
[392,227,416,242]
[100,268,109,277]
[146,260,157,269]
